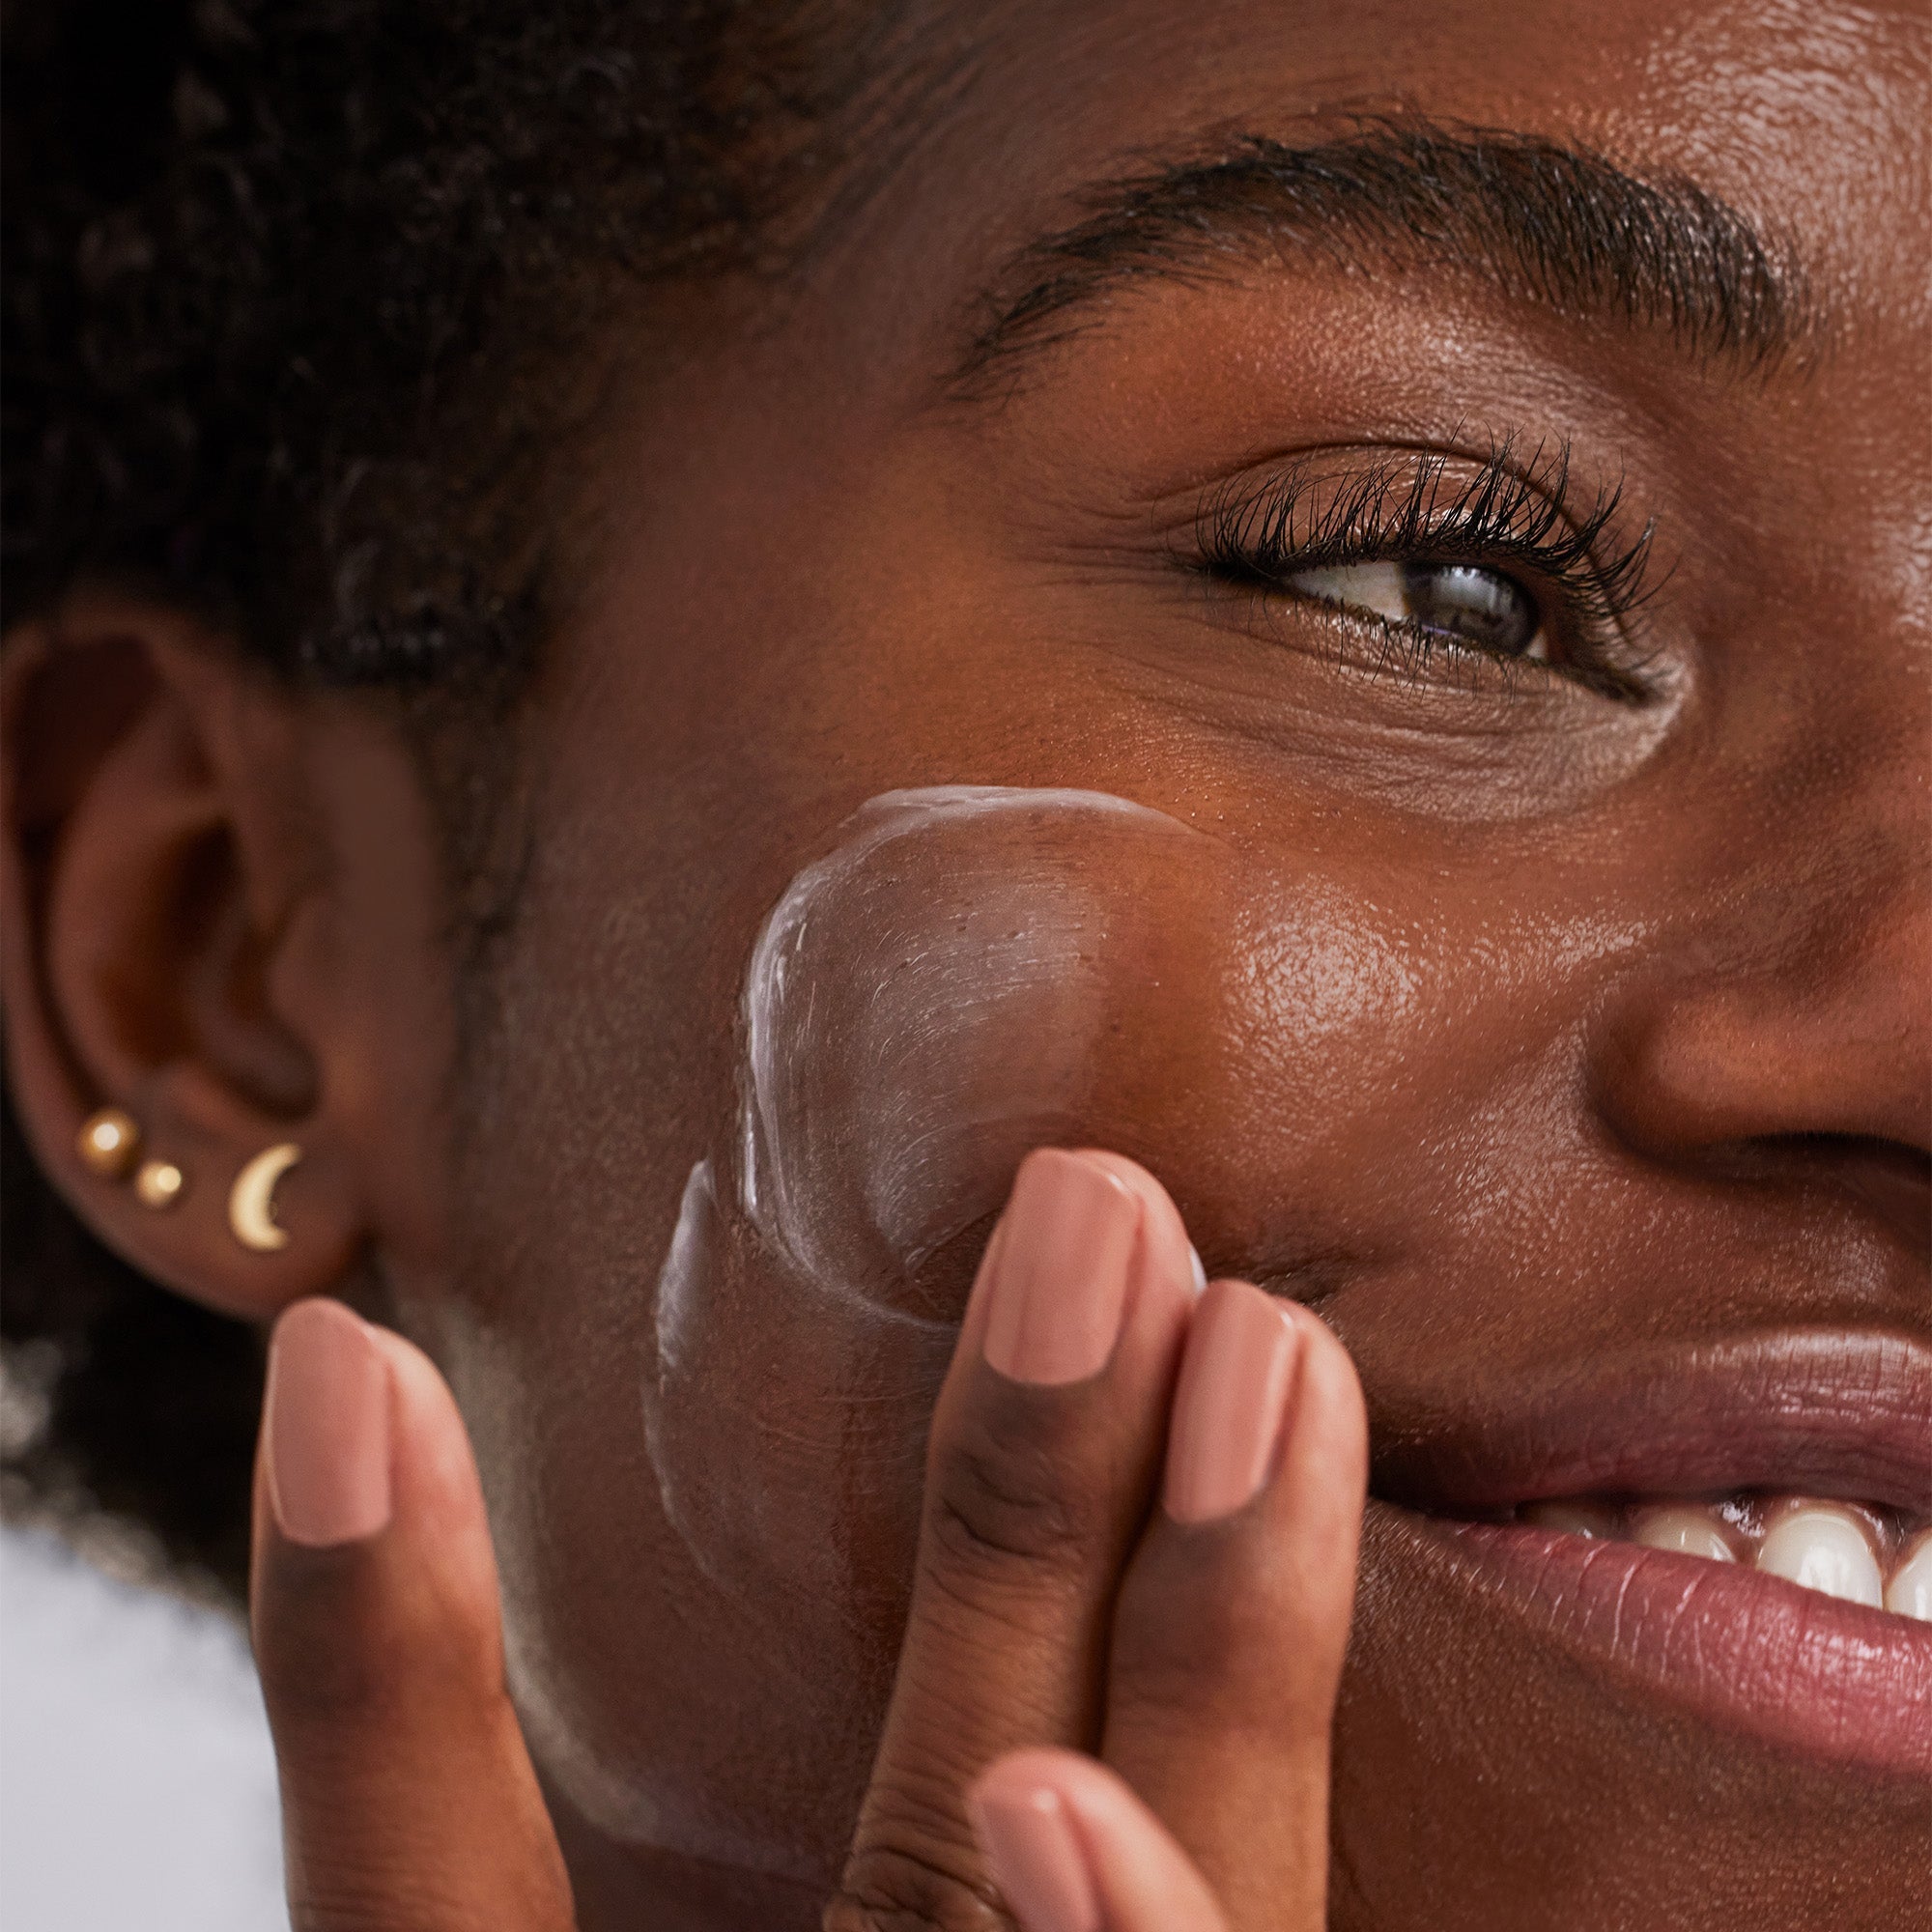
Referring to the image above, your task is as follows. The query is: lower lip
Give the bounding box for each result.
[1384,1506,1932,1778]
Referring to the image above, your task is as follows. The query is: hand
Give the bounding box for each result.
[249,1148,1367,1930]
[829,1149,1367,1932]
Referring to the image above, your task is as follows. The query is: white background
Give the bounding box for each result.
[0,1526,288,1930]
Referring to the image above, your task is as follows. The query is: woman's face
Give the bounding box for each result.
[319,0,1927,1922]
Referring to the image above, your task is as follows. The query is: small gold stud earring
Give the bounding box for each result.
[229,1142,301,1253]
[134,1159,186,1211]
[77,1107,142,1179]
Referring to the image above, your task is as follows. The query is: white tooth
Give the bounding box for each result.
[1521,1499,1619,1540]
[1632,1505,1736,1563]
[1755,1504,1885,1608]
[1885,1533,1932,1622]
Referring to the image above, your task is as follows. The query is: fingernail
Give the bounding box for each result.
[265,1299,392,1547]
[971,1777,1101,1932]
[1078,1151,1200,1313]
[980,1151,1141,1384]
[1164,1279,1301,1523]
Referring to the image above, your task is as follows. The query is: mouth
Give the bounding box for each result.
[1368,1329,1932,1776]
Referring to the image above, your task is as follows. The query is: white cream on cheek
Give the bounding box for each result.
[740,786,1207,1296]
[604,789,1210,1863]
[646,785,1208,1577]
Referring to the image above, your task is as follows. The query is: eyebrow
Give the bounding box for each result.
[956,119,1815,384]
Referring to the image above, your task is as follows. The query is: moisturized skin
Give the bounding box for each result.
[3,0,1928,1927]
[738,787,1210,1301]
[630,785,1223,1861]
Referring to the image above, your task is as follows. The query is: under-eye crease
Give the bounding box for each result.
[1189,438,1662,701]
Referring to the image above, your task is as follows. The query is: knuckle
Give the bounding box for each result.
[1111,1531,1346,1744]
[924,1422,1095,1584]
[290,1866,476,1932]
[825,1846,1008,1932]
[256,1620,391,1728]
[255,1549,499,1735]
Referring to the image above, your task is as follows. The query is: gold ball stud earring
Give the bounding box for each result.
[77,1107,142,1179]
[228,1143,301,1253]
[134,1159,186,1211]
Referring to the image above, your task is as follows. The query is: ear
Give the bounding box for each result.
[2,593,456,1322]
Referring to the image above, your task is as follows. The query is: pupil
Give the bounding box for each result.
[1401,561,1537,652]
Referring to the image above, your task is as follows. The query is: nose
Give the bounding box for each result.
[1597,860,1930,1254]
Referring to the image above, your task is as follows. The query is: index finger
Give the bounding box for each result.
[829,1149,1199,1930]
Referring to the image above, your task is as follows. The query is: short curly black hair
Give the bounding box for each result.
[2,0,909,1601]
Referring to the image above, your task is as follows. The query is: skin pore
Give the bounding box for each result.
[3,0,1927,1927]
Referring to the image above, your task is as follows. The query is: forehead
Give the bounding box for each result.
[807,0,1927,372]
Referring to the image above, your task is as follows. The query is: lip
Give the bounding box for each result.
[1369,1328,1932,1520]
[1361,1327,1932,1776]
[1379,1506,1932,1777]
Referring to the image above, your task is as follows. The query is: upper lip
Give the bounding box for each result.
[1368,1328,1932,1520]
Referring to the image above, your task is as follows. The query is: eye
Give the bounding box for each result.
[1287,559,1547,660]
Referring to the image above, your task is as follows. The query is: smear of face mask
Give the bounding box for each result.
[646,785,1208,1579]
[526,784,1429,1863]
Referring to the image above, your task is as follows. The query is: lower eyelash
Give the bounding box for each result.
[1188,436,1661,699]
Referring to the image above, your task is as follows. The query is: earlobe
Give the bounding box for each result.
[2,597,373,1321]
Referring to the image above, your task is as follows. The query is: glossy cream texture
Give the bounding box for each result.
[588,784,1418,1864]
[564,786,1219,1862]
[741,787,1211,1293]
[643,788,1208,1605]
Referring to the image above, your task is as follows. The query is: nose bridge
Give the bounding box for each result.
[1599,696,1931,1155]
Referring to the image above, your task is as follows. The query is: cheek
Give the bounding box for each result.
[741,786,1217,1301]
[642,785,1445,1624]
[643,788,1217,1624]
[641,777,1430,1623]
[533,785,1455,1866]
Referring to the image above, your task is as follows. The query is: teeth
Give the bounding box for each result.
[1754,1503,1885,1609]
[1887,1533,1932,1622]
[1632,1505,1736,1563]
[1519,1492,1929,1616]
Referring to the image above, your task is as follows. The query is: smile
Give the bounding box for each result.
[1373,1329,1932,1777]
[1515,1492,1928,1616]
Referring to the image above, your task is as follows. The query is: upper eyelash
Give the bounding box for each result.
[1189,436,1662,692]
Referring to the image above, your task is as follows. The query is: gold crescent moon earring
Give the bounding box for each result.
[229,1143,302,1253]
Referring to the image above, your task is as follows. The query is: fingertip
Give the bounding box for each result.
[1284,1305,1370,1470]
[361,1320,496,1553]
[264,1297,392,1548]
[1077,1151,1201,1328]
[973,1748,1228,1932]
[971,1749,1106,1932]
[1076,1152,1181,1247]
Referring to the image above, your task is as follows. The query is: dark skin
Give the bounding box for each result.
[4,0,1928,1926]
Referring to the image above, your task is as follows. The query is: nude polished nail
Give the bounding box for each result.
[1164,1279,1301,1522]
[981,1150,1142,1385]
[971,1778,1101,1932]
[265,1299,393,1547]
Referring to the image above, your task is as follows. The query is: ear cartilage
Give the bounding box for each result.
[77,1107,142,1179]
[228,1143,301,1252]
[133,1159,185,1210]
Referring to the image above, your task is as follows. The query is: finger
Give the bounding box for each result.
[971,1747,1228,1932]
[251,1299,574,1932]
[1102,1283,1368,1930]
[830,1148,1198,1931]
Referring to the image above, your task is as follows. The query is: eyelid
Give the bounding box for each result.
[1186,438,1660,702]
